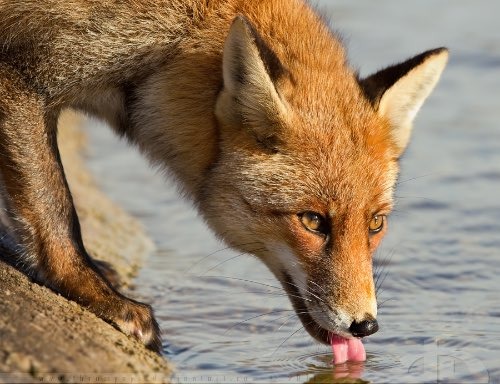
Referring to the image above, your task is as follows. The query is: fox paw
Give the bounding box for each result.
[111,299,162,352]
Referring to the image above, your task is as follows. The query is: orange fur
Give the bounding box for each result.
[0,0,447,347]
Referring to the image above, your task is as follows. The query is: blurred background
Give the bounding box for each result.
[84,1,499,383]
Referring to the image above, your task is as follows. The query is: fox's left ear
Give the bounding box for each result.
[360,48,448,155]
[216,15,289,149]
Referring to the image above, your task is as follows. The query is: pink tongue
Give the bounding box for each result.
[330,334,366,365]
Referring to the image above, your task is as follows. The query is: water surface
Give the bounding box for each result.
[85,1,500,382]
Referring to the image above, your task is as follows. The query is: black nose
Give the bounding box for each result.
[349,317,379,337]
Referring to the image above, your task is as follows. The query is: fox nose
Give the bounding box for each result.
[349,317,379,337]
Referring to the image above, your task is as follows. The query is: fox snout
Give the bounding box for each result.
[304,280,380,341]
[275,243,379,344]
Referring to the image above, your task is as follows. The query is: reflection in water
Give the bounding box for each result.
[331,362,364,381]
[306,361,365,383]
[85,1,500,382]
[305,370,368,384]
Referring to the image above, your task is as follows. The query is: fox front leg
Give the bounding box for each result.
[0,65,160,351]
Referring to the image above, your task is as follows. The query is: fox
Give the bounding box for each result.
[0,0,447,362]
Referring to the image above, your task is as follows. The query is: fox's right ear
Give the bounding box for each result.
[360,48,448,156]
[215,15,289,149]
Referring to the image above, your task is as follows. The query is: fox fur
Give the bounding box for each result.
[0,0,447,351]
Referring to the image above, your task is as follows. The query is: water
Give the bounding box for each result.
[84,1,500,383]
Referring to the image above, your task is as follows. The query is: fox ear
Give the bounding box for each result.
[216,15,288,148]
[360,48,448,155]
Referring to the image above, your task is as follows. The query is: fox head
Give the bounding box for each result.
[203,15,447,344]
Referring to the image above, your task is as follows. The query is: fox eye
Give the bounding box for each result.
[300,211,327,235]
[369,215,385,234]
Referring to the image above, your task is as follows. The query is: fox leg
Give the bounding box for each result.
[0,65,160,351]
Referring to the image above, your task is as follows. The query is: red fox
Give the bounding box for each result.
[0,0,447,362]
